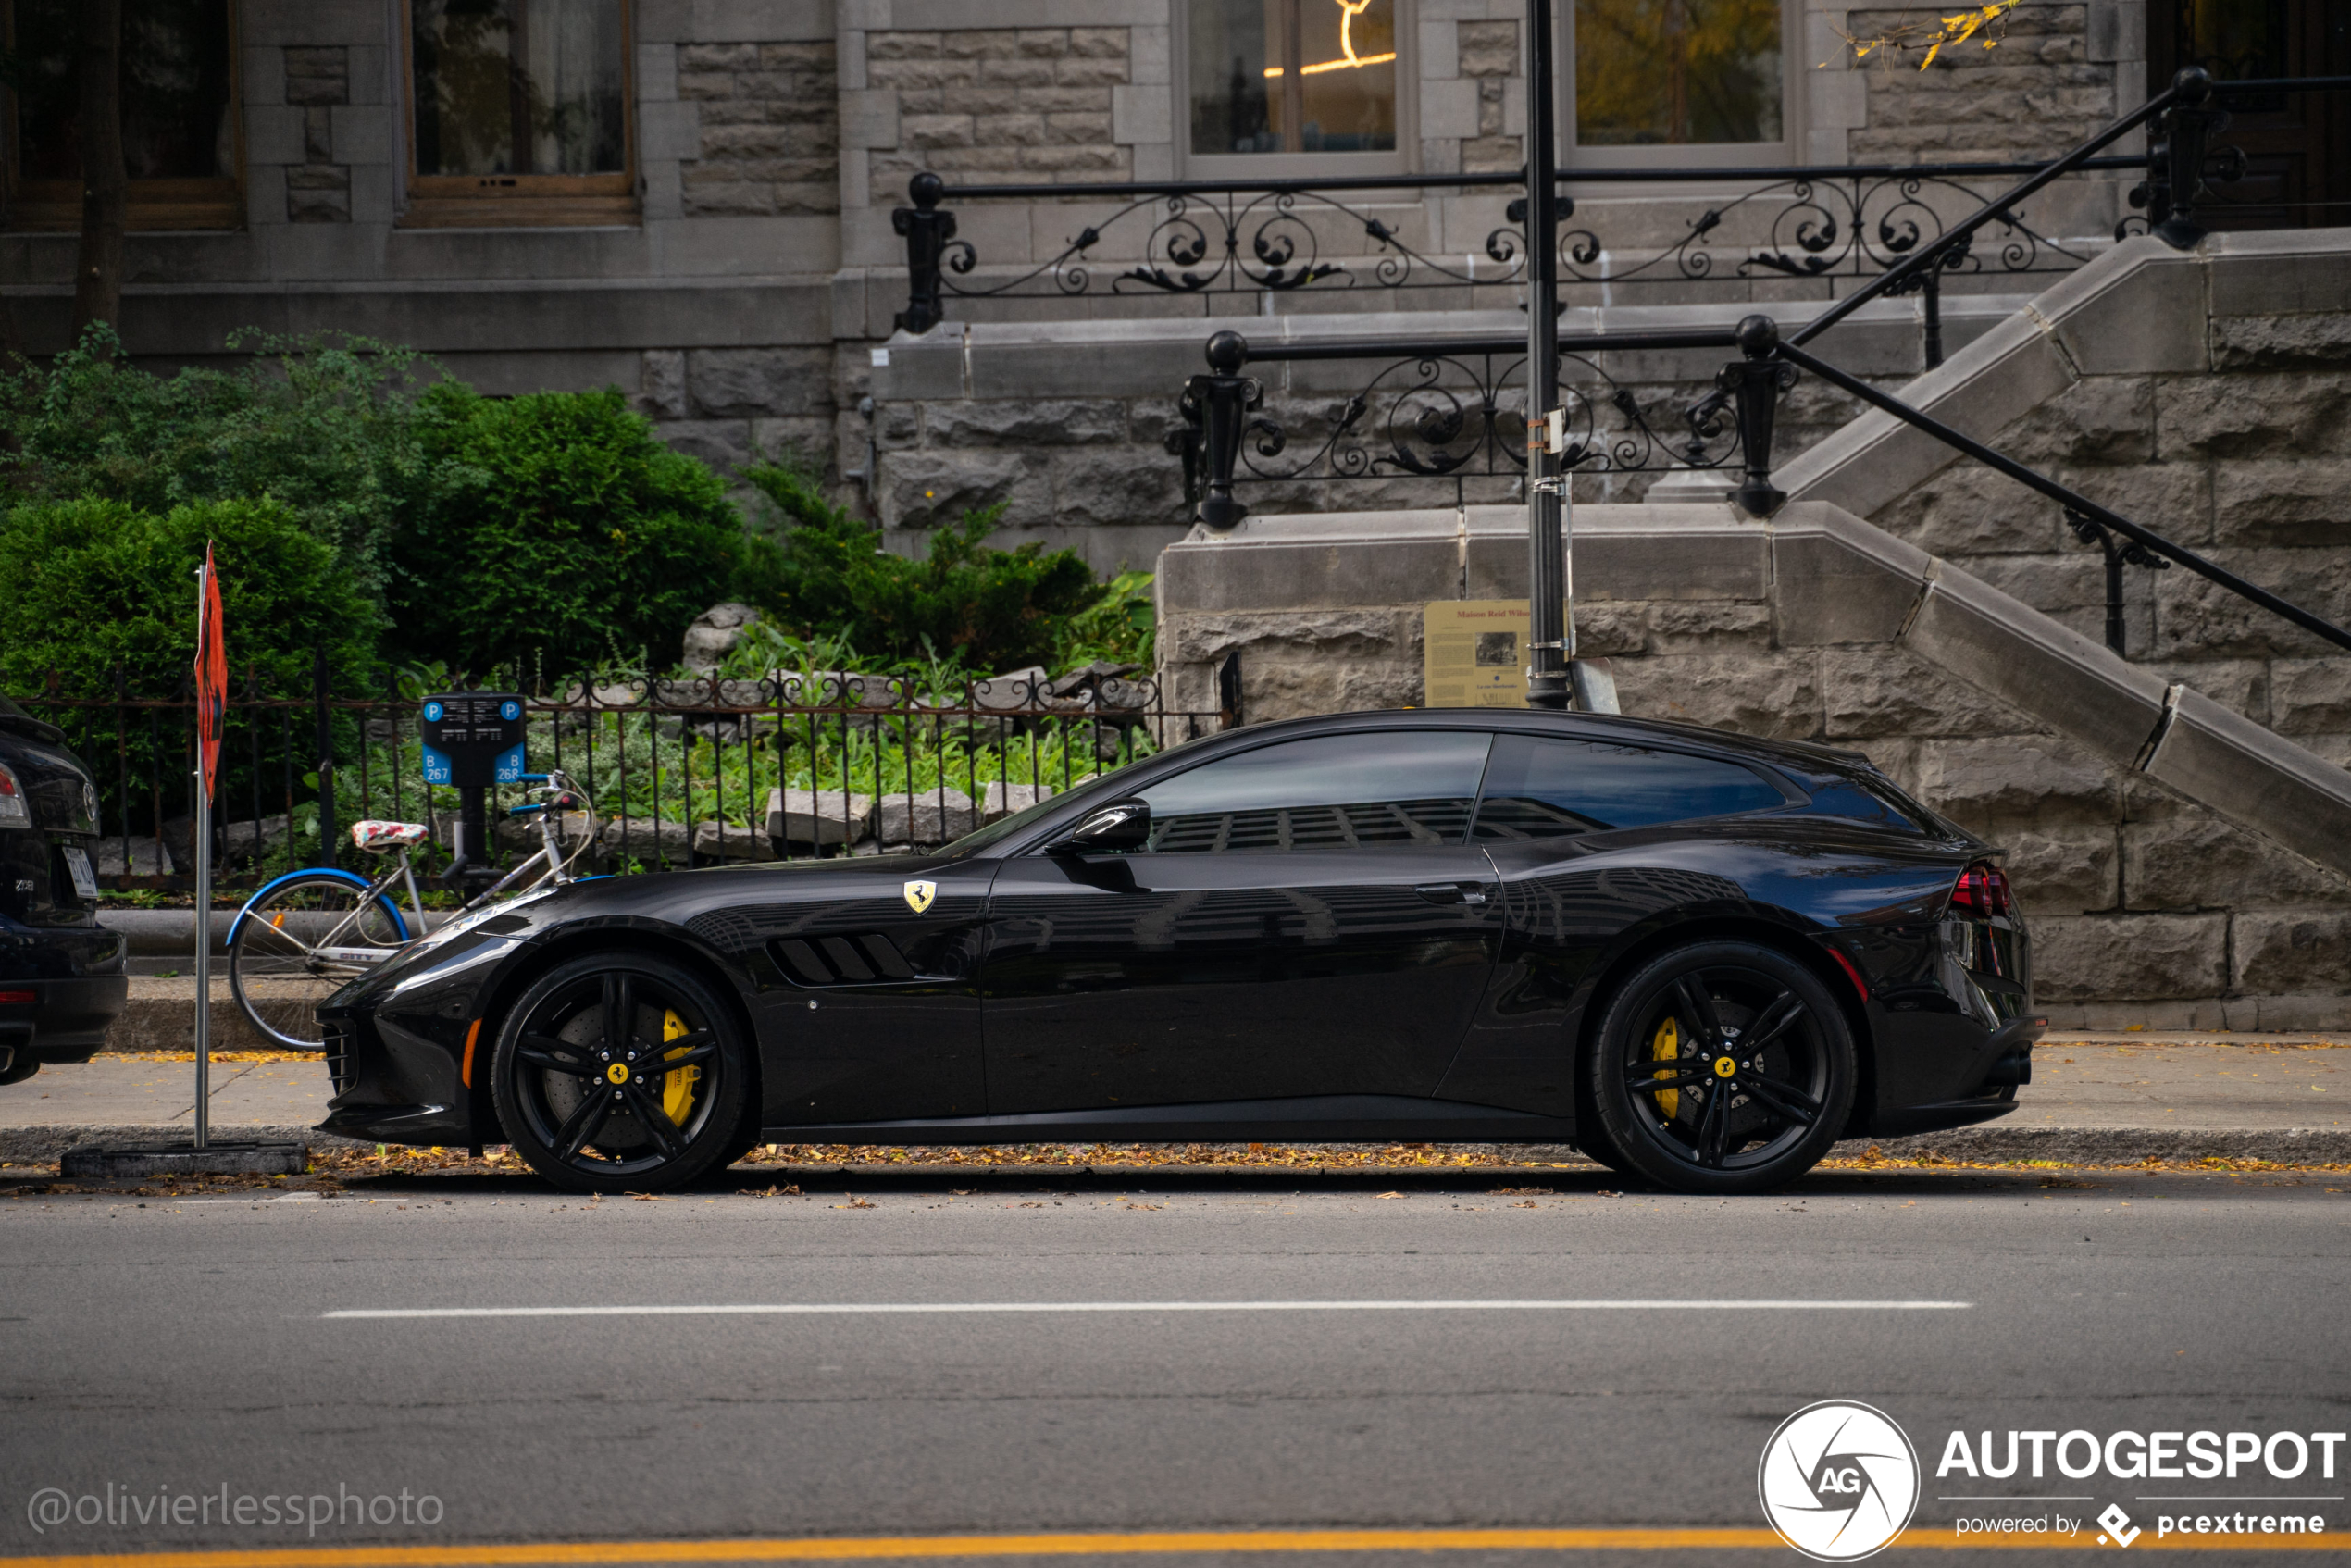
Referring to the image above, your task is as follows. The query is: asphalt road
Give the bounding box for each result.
[2,1164,2346,1567]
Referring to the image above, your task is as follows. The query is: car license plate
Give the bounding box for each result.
[61,846,98,902]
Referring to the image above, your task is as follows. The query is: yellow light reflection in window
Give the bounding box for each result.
[1263,0,1398,77]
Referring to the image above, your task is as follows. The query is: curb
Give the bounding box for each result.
[3,1126,2346,1170]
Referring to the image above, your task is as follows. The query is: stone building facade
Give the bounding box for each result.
[0,0,2162,568]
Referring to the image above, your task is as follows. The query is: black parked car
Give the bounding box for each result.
[0,696,128,1085]
[318,708,2039,1195]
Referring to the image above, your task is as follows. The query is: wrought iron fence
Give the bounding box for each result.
[17,666,1237,893]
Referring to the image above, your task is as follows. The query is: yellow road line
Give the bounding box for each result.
[1,1525,2345,1568]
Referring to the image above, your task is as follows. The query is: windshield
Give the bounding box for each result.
[936,768,1136,856]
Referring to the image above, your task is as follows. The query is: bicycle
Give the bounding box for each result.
[226,771,598,1049]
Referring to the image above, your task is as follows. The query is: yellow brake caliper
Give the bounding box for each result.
[1651,1016,1681,1119]
[660,1010,698,1126]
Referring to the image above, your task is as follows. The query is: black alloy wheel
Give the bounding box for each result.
[1587,940,1856,1195]
[491,952,752,1194]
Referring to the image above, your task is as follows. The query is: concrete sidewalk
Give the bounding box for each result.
[2,1037,2345,1167]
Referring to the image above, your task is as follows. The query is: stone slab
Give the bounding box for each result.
[1901,560,2172,762]
[59,1140,307,1178]
[2145,686,2351,880]
[1770,502,1933,646]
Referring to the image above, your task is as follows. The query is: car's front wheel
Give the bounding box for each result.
[1587,940,1856,1195]
[491,952,752,1194]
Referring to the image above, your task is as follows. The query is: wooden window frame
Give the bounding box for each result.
[1561,0,1800,171]
[1177,0,1416,181]
[2,0,246,232]
[398,0,638,229]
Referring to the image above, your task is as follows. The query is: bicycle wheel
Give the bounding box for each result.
[229,873,409,1049]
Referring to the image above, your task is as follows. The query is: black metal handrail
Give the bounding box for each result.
[1773,341,2351,655]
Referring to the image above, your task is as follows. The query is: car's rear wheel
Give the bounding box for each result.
[1587,940,1855,1195]
[491,952,751,1194]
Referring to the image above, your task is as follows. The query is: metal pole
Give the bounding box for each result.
[193,761,209,1151]
[1524,0,1570,710]
[192,562,210,1152]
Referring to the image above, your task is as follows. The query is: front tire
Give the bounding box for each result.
[1587,940,1855,1195]
[491,952,751,1194]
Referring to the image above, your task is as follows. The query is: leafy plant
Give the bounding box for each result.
[386,382,778,679]
[0,325,435,604]
[739,449,1105,674]
[0,495,378,698]
[0,495,380,830]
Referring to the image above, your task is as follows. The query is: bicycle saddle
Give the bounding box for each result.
[350,819,429,853]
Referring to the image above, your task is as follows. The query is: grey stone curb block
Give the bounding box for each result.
[5,1126,2347,1171]
[0,1126,373,1164]
[60,1141,308,1177]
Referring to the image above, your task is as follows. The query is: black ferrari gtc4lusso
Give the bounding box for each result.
[317,707,2039,1194]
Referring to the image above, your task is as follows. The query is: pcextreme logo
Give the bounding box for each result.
[1759,1400,1922,1562]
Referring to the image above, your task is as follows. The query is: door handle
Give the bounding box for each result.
[1416,882,1489,906]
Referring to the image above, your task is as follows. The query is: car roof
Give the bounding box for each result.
[1206,706,1875,778]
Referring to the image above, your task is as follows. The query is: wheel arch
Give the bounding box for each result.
[1570,913,1877,1142]
[464,922,764,1145]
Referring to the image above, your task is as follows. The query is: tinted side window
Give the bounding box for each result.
[1472,736,1789,840]
[1138,731,1493,852]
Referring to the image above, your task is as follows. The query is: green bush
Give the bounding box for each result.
[0,327,432,604]
[0,496,380,827]
[0,496,378,697]
[387,382,777,678]
[739,452,1105,674]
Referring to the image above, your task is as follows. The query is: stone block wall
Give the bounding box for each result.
[1837,3,2127,163]
[678,41,840,216]
[281,46,352,223]
[1155,504,2351,1026]
[867,28,1136,187]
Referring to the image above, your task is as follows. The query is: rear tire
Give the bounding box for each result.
[1587,940,1855,1196]
[492,952,751,1195]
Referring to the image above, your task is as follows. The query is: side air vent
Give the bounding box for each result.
[771,933,917,987]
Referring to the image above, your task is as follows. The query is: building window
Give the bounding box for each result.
[404,0,634,227]
[5,0,243,230]
[1185,0,1407,174]
[1567,0,1790,168]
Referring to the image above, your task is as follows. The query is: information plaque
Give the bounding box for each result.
[1422,601,1529,707]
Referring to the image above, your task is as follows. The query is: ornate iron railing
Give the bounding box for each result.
[1167,320,1798,521]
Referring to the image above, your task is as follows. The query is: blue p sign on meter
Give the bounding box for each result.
[420,691,528,787]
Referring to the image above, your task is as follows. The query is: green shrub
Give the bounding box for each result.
[387,382,776,678]
[0,327,432,604]
[0,496,378,697]
[0,496,380,826]
[739,452,1104,674]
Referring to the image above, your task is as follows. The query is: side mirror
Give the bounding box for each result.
[1050,798,1151,854]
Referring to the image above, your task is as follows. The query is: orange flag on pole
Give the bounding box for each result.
[194,544,227,802]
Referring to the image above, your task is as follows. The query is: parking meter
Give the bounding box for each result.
[421,691,526,883]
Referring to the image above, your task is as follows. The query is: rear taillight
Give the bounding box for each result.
[0,762,28,828]
[1948,861,2010,919]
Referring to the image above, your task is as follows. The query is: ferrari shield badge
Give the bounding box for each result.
[903,879,938,915]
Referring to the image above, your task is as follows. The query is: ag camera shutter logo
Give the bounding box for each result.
[1759,1400,1922,1561]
